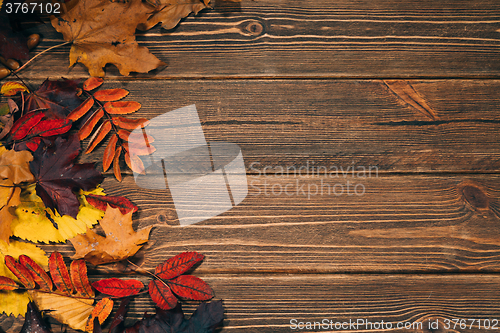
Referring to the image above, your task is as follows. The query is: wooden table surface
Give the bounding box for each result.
[2,0,500,332]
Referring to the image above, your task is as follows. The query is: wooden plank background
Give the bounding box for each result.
[2,0,500,332]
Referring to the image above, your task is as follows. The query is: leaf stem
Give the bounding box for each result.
[12,41,71,75]
[126,259,157,279]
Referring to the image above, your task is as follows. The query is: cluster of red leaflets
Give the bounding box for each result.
[0,251,221,332]
[93,251,214,310]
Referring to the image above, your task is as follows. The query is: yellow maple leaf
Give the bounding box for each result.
[28,291,94,331]
[0,240,47,316]
[12,186,105,243]
[70,205,152,265]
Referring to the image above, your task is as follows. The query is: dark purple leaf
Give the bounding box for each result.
[30,134,104,218]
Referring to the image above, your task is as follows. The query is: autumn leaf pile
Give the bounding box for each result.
[0,251,221,332]
[0,77,224,332]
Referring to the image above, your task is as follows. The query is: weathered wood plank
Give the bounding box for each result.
[4,274,500,332]
[16,0,500,79]
[69,79,500,173]
[40,174,500,273]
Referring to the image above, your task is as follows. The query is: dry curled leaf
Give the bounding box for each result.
[69,205,152,265]
[138,0,211,31]
[51,0,165,76]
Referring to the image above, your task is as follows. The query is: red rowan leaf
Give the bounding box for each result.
[117,129,154,144]
[31,118,72,137]
[30,134,104,218]
[25,137,41,152]
[85,194,138,214]
[49,252,74,294]
[79,108,104,140]
[123,141,156,156]
[124,151,145,175]
[83,77,104,91]
[168,275,214,301]
[103,134,118,172]
[94,89,129,102]
[86,298,113,332]
[67,97,94,121]
[112,117,149,130]
[0,276,19,290]
[148,280,177,310]
[113,146,122,182]
[104,101,141,114]
[70,259,94,298]
[92,278,143,297]
[86,120,112,154]
[19,255,53,292]
[155,252,205,280]
[5,255,35,289]
[9,111,44,140]
[125,301,224,333]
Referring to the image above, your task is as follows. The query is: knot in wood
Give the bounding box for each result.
[461,184,489,210]
[244,20,264,36]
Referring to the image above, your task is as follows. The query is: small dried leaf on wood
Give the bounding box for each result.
[113,146,123,182]
[138,0,211,31]
[104,101,141,114]
[103,134,118,172]
[85,194,138,214]
[94,89,129,102]
[86,120,112,154]
[169,275,214,301]
[5,255,35,289]
[148,280,177,310]
[49,252,74,294]
[70,259,94,298]
[86,298,113,332]
[92,278,143,297]
[67,97,94,121]
[112,116,149,130]
[83,77,104,91]
[19,255,53,292]
[79,108,104,140]
[155,251,204,280]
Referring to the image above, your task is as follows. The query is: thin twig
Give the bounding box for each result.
[126,259,157,278]
[13,41,71,75]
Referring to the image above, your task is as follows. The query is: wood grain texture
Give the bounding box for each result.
[17,0,500,79]
[38,174,500,273]
[9,274,500,332]
[72,79,500,173]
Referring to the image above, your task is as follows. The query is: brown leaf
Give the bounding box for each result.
[138,0,211,31]
[86,120,112,154]
[50,0,165,77]
[69,205,153,265]
[103,134,118,172]
[79,108,104,140]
